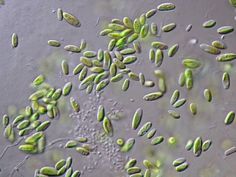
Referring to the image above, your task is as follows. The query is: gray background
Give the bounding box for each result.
[0,0,236,176]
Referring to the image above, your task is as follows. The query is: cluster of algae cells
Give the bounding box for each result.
[2,0,236,177]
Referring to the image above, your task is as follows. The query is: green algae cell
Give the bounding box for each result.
[76,147,90,156]
[182,58,201,69]
[168,136,177,146]
[175,162,189,172]
[143,92,163,101]
[185,139,194,151]
[103,117,113,136]
[172,158,186,167]
[193,137,202,157]
[2,114,9,127]
[48,40,61,47]
[173,98,186,108]
[65,140,78,148]
[61,60,69,75]
[116,138,125,146]
[64,45,81,53]
[63,11,81,27]
[125,159,137,169]
[216,53,236,62]
[189,103,197,115]
[146,9,157,18]
[217,26,234,34]
[121,138,135,152]
[70,97,80,112]
[155,49,164,67]
[32,75,45,86]
[170,90,180,105]
[72,170,81,177]
[4,124,15,143]
[162,23,176,32]
[202,140,212,152]
[97,105,105,122]
[151,136,164,145]
[122,79,130,91]
[132,108,143,130]
[202,19,216,28]
[157,2,175,11]
[146,129,156,139]
[224,111,235,125]
[229,0,236,7]
[200,43,220,55]
[62,82,72,96]
[204,89,212,102]
[168,44,179,57]
[152,41,168,50]
[212,40,226,49]
[168,110,180,119]
[138,122,152,136]
[40,167,58,176]
[57,8,63,21]
[222,72,230,89]
[11,33,18,48]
